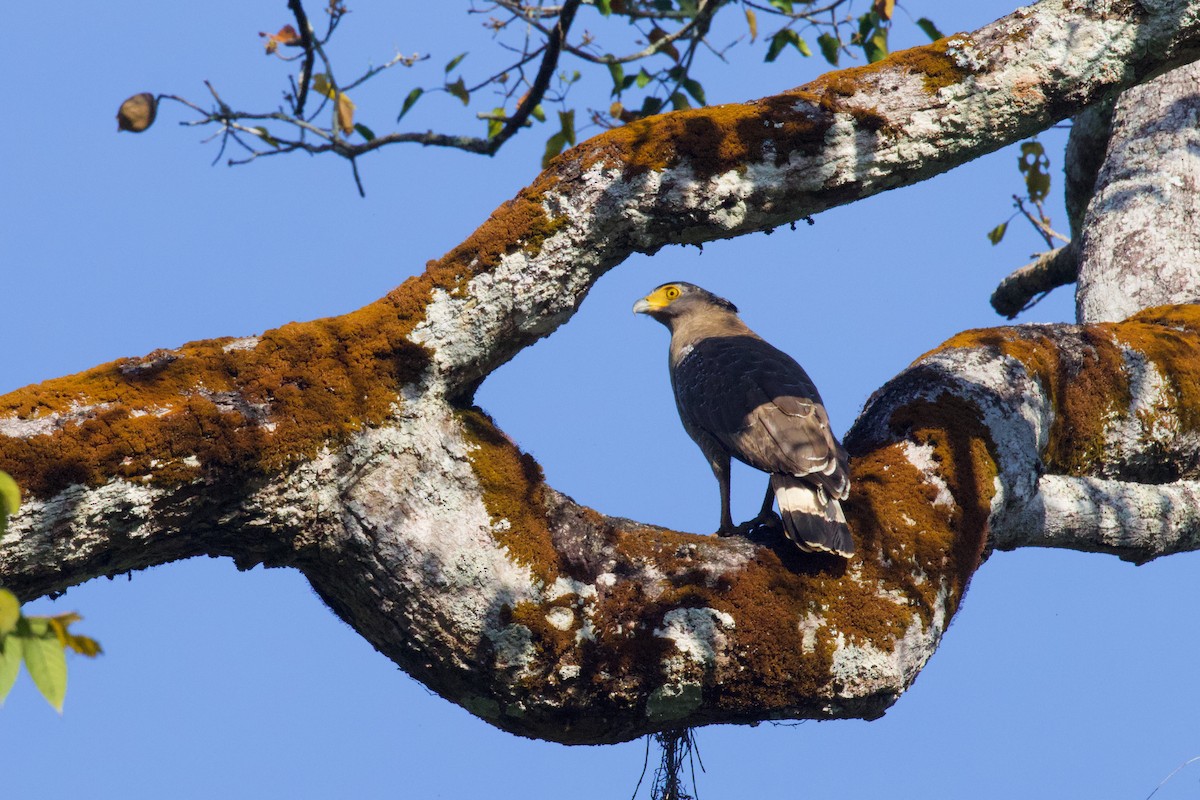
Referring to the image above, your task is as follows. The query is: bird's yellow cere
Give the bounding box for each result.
[638,284,682,310]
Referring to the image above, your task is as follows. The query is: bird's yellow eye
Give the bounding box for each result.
[665,286,680,300]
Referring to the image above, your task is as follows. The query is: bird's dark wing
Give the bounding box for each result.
[673,336,848,496]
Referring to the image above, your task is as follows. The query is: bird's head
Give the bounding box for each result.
[632,282,738,328]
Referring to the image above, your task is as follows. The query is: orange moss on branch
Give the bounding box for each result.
[457,407,562,586]
[464,388,998,717]
[935,308,1200,479]
[1117,305,1200,433]
[0,292,431,499]
[566,37,967,180]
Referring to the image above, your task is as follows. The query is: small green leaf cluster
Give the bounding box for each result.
[0,475,102,713]
[987,138,1057,247]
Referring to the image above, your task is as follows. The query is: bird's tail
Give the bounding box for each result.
[770,474,853,557]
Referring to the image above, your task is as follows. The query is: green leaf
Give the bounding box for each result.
[1019,140,1045,161]
[796,37,812,57]
[542,132,567,168]
[916,17,944,41]
[635,68,652,89]
[397,87,423,122]
[353,123,375,141]
[1,470,19,540]
[638,96,663,117]
[486,108,505,140]
[682,78,706,106]
[768,0,794,12]
[817,33,840,66]
[987,222,1009,245]
[0,590,18,636]
[531,104,546,122]
[597,0,613,15]
[1026,171,1051,202]
[558,109,576,146]
[446,77,470,106]
[864,28,888,63]
[857,11,879,40]
[607,63,624,95]
[0,635,22,706]
[22,629,67,713]
[444,52,467,74]
[670,92,691,111]
[765,30,790,63]
[0,471,19,521]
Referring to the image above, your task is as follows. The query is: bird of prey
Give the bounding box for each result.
[633,282,853,557]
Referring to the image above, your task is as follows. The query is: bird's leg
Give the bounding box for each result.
[710,455,736,536]
[732,480,782,535]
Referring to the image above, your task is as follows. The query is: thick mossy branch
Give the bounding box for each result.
[5,0,1200,743]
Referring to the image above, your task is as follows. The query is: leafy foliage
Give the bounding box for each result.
[987,137,1067,250]
[121,0,942,194]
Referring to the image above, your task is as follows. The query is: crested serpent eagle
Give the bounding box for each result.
[633,282,853,557]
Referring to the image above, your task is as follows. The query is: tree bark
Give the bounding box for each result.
[1076,60,1200,322]
[3,0,1200,744]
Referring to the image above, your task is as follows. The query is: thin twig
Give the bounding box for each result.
[288,0,316,116]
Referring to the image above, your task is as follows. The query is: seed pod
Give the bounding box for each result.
[117,92,158,133]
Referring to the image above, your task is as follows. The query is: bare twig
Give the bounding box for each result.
[288,0,316,116]
[489,0,583,151]
[1014,195,1070,249]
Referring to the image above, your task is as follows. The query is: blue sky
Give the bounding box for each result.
[4,2,1199,798]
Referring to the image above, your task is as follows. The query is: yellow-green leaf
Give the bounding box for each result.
[745,8,758,42]
[312,73,334,100]
[1,471,21,520]
[22,633,67,712]
[542,132,568,168]
[0,590,20,637]
[987,222,1008,245]
[0,635,22,706]
[864,28,888,63]
[558,109,576,146]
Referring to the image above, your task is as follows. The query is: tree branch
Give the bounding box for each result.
[6,0,1200,744]
[990,240,1079,319]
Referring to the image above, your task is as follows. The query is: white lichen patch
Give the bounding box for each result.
[654,607,735,667]
[798,613,825,655]
[221,336,260,353]
[900,441,955,508]
[332,388,542,672]
[488,624,537,675]
[829,580,949,696]
[945,36,987,72]
[1112,344,1182,458]
[0,401,114,439]
[545,606,575,631]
